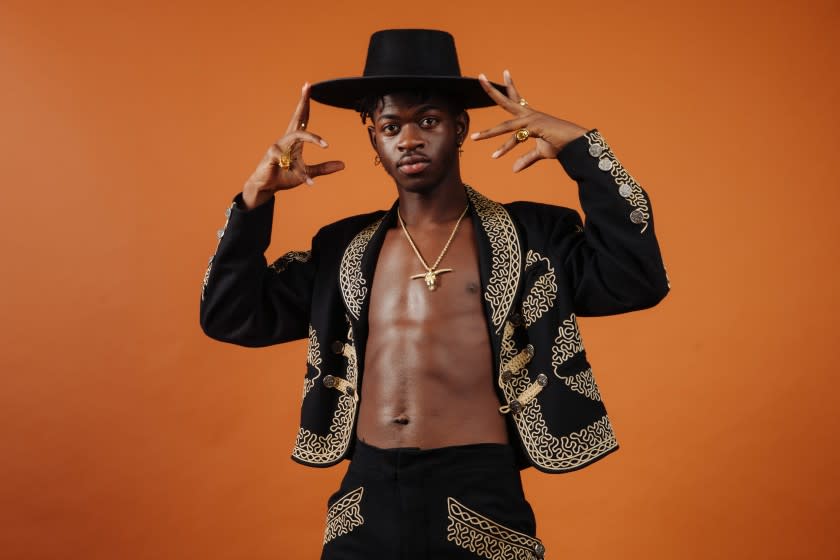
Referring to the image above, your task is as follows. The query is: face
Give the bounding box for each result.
[367,93,469,193]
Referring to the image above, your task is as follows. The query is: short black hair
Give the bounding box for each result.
[358,89,466,124]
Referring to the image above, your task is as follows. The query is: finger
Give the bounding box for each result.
[477,73,519,113]
[273,130,329,152]
[503,69,525,108]
[470,115,531,141]
[286,82,311,135]
[512,148,543,173]
[306,160,346,178]
[490,134,520,159]
[299,83,311,132]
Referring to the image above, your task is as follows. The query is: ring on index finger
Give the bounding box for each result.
[518,98,528,108]
[514,128,530,143]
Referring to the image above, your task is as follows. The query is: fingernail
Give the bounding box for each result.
[478,73,487,81]
[470,132,480,140]
[320,139,328,147]
[503,69,510,81]
[306,176,314,186]
[491,150,501,158]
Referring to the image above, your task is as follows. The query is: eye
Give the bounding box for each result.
[382,123,399,135]
[420,116,440,128]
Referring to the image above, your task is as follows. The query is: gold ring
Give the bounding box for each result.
[514,128,530,143]
[277,150,293,170]
[519,98,528,108]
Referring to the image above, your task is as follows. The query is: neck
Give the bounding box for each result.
[396,176,468,227]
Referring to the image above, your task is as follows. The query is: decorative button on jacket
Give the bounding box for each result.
[199,129,670,473]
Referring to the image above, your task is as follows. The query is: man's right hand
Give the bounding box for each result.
[242,83,346,210]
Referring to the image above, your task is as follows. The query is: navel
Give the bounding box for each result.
[392,415,410,425]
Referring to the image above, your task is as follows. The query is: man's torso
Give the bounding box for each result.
[357,216,509,448]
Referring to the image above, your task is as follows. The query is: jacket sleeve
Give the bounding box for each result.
[199,193,316,347]
[552,129,670,316]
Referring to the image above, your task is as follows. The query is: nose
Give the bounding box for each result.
[397,123,425,151]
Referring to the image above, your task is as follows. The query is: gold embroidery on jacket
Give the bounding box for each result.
[522,251,557,327]
[466,186,521,334]
[269,250,311,273]
[584,130,651,233]
[323,487,364,544]
[302,325,321,399]
[292,324,359,465]
[558,367,602,401]
[201,201,235,301]
[201,258,213,302]
[552,313,584,367]
[500,321,616,471]
[340,216,385,321]
[446,497,543,560]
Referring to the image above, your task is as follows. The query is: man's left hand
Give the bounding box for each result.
[471,70,588,172]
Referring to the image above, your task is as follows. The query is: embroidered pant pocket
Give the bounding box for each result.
[446,497,545,560]
[323,486,365,545]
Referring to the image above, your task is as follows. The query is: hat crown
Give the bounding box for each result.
[363,29,462,78]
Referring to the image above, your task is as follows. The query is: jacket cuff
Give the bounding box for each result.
[556,129,651,233]
[555,128,598,179]
[217,192,276,250]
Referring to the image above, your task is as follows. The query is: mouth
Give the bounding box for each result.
[397,155,431,175]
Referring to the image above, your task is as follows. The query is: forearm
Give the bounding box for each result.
[556,130,669,315]
[199,193,312,346]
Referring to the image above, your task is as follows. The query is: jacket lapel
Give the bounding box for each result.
[338,187,523,376]
[465,185,523,336]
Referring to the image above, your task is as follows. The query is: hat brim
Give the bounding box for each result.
[309,76,507,110]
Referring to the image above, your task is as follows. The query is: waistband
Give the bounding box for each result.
[349,438,518,478]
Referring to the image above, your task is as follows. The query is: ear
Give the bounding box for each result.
[367,125,378,152]
[455,110,470,145]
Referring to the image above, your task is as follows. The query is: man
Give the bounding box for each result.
[200,29,669,560]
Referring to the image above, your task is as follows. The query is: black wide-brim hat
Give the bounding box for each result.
[310,29,506,111]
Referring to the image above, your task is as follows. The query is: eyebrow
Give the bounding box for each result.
[376,104,445,122]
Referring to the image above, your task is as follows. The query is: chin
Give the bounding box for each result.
[387,169,438,193]
[389,165,457,194]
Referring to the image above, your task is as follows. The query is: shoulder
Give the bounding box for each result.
[314,209,388,242]
[503,200,582,233]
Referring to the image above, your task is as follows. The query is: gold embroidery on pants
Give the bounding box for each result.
[446,497,544,560]
[323,487,364,545]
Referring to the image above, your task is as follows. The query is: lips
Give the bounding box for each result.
[397,154,431,175]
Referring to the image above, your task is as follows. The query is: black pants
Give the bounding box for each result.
[320,439,546,560]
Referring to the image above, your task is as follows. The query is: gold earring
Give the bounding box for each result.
[374,155,381,166]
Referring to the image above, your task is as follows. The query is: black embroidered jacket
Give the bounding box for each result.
[199,130,670,473]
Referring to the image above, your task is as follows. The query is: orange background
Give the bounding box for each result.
[2,0,838,558]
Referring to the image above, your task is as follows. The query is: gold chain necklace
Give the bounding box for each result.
[397,204,470,291]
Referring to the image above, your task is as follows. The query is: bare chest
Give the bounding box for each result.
[367,222,484,327]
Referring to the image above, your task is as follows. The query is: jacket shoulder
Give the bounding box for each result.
[315,209,388,242]
[503,200,582,236]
